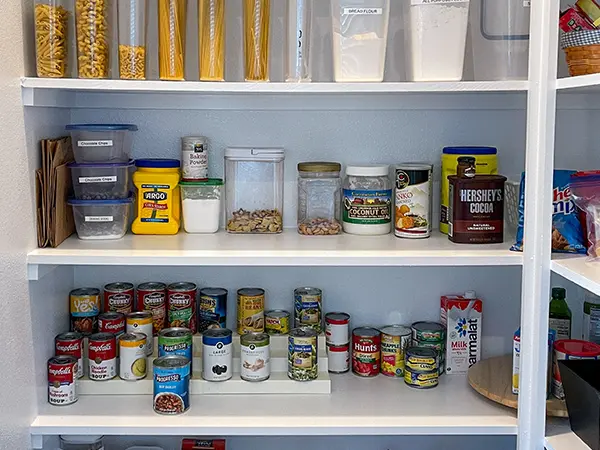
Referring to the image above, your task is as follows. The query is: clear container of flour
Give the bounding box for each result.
[405,0,470,82]
[331,0,391,82]
[180,179,223,234]
[470,0,530,81]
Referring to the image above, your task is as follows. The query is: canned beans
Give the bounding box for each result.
[288,327,318,381]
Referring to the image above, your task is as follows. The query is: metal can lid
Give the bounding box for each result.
[104,282,134,291]
[266,309,290,318]
[154,355,190,368]
[238,287,265,297]
[89,332,116,342]
[241,332,270,345]
[138,282,167,291]
[119,332,146,343]
[380,324,411,336]
[294,287,322,296]
[168,282,197,291]
[411,321,445,333]
[159,327,193,338]
[199,287,228,297]
[298,161,341,173]
[325,312,351,324]
[70,287,100,296]
[49,355,77,365]
[55,332,83,341]
[406,346,438,359]
[353,326,381,338]
[127,311,152,319]
[290,327,319,338]
[99,312,125,320]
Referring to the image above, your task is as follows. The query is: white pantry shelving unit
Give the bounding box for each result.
[545,419,591,450]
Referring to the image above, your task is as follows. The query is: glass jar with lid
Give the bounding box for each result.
[225,147,284,233]
[297,162,342,235]
[342,165,392,235]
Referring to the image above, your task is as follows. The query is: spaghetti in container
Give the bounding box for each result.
[199,0,226,81]
[244,0,271,81]
[158,0,187,80]
[35,0,70,78]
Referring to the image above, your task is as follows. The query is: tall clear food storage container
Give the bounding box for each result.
[244,0,271,81]
[331,0,391,82]
[225,148,284,234]
[35,0,70,78]
[286,0,313,82]
[158,0,187,80]
[405,0,470,81]
[470,0,530,81]
[75,0,111,78]
[118,0,148,80]
[297,162,342,235]
[199,0,226,81]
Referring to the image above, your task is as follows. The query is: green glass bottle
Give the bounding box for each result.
[549,287,572,341]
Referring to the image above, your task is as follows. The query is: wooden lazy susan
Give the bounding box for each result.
[467,355,568,417]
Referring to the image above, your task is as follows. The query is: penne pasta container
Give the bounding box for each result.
[198,0,226,81]
[158,0,187,80]
[35,0,70,78]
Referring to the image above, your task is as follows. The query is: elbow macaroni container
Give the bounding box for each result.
[132,159,181,235]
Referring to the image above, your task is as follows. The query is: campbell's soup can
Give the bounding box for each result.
[48,355,78,406]
[352,327,381,377]
[55,332,84,379]
[168,282,197,333]
[98,312,126,336]
[126,311,154,356]
[327,343,350,373]
[69,287,101,336]
[552,339,600,399]
[103,282,134,314]
[325,312,350,346]
[137,282,167,336]
[88,332,117,381]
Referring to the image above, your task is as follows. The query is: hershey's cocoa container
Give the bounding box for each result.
[98,311,126,336]
[88,332,117,381]
[136,282,167,336]
[394,164,433,239]
[103,282,135,314]
[168,282,198,333]
[55,332,84,379]
[48,355,78,406]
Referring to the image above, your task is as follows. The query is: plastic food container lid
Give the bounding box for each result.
[67,160,135,169]
[442,146,497,155]
[180,178,224,186]
[225,147,285,161]
[554,339,600,356]
[66,124,138,131]
[345,164,389,177]
[135,158,180,168]
[68,196,134,206]
[298,162,341,172]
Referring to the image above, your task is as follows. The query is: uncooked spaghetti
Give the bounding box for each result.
[199,0,226,81]
[158,0,187,80]
[243,0,270,81]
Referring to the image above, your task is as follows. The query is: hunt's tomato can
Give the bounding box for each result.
[98,312,126,336]
[55,332,84,379]
[88,332,117,381]
[137,282,167,336]
[103,282,134,314]
[352,327,381,377]
[48,355,78,406]
[168,282,197,333]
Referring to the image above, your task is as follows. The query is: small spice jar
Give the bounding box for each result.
[342,165,392,235]
[297,162,342,235]
[180,179,223,234]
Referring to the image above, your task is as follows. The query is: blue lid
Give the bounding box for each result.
[66,124,138,131]
[68,195,134,206]
[443,146,497,155]
[68,160,135,168]
[136,158,180,169]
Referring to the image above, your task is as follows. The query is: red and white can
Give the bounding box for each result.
[137,282,167,336]
[98,312,126,336]
[352,327,381,377]
[55,332,84,379]
[88,332,117,381]
[552,339,600,399]
[103,282,134,315]
[327,343,350,373]
[325,312,350,346]
[48,355,78,406]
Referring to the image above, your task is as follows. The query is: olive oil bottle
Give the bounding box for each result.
[549,287,572,341]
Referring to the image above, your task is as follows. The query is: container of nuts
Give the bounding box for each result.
[225,148,285,234]
[297,162,342,235]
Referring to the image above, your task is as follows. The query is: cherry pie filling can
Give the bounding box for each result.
[55,332,84,379]
[48,355,78,406]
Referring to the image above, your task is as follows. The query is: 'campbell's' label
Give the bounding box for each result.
[441,295,482,375]
[88,335,117,381]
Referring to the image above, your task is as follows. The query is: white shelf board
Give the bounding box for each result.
[551,256,600,296]
[557,74,600,92]
[27,231,523,278]
[30,373,517,437]
[545,419,590,450]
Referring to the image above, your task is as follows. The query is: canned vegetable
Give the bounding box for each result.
[265,310,291,335]
[288,327,319,381]
[294,287,322,332]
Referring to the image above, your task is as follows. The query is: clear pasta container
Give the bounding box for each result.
[199,0,226,81]
[225,148,284,233]
[35,0,70,78]
[118,0,148,80]
[285,0,313,82]
[75,0,111,79]
[158,0,187,80]
[244,0,271,82]
[297,162,342,235]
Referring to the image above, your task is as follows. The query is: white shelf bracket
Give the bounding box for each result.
[27,264,57,281]
[30,434,44,450]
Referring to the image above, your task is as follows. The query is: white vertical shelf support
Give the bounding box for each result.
[518,0,560,449]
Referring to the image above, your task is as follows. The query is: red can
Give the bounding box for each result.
[167,282,197,333]
[98,312,126,336]
[103,282,134,314]
[181,439,226,450]
[88,332,117,381]
[137,282,167,336]
[48,355,78,406]
[55,332,84,379]
[352,327,381,377]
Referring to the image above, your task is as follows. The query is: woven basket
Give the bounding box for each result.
[562,30,600,76]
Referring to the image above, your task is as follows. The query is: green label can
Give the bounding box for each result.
[294,287,322,333]
[288,327,318,381]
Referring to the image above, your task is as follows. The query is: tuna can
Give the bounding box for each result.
[98,311,126,336]
[103,282,134,314]
[352,327,381,377]
[294,287,322,332]
[69,287,101,336]
[265,310,291,335]
[136,282,167,336]
[411,321,446,343]
[198,287,227,332]
[288,327,319,381]
[159,327,194,376]
[48,355,78,406]
[327,343,350,374]
[126,311,154,356]
[168,282,198,333]
[404,367,439,389]
[394,164,433,239]
[552,339,600,399]
[153,355,191,415]
[241,332,271,382]
[182,136,209,181]
[325,312,351,346]
[119,332,147,381]
[55,332,84,379]
[237,288,265,334]
[88,332,117,381]
[380,325,411,377]
[202,328,233,382]
[405,347,439,373]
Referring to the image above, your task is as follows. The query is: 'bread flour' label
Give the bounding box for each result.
[343,7,383,14]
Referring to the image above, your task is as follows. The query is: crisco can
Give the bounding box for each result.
[159,327,194,376]
[126,311,154,356]
[352,327,381,377]
[137,282,167,336]
[327,343,350,374]
[168,282,198,333]
[88,332,117,381]
[153,355,191,415]
[98,312,126,336]
[202,328,233,382]
[237,288,265,334]
[294,287,322,332]
[119,332,147,381]
[380,325,411,377]
[69,287,101,336]
[48,355,78,406]
[405,347,439,373]
[404,367,439,389]
[288,327,318,381]
[55,332,84,379]
[198,287,227,333]
[265,310,290,335]
[103,282,134,314]
[325,312,350,346]
[411,321,445,343]
[241,332,270,382]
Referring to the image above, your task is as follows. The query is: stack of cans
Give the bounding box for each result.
[411,321,446,375]
[325,312,351,373]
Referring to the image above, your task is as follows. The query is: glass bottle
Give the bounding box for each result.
[244,0,271,81]
[198,0,226,81]
[158,0,187,80]
[549,287,572,341]
[285,0,313,82]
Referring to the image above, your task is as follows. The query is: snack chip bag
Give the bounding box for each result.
[511,170,586,253]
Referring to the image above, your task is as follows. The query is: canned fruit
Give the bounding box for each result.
[88,332,117,381]
[48,355,78,406]
[119,332,147,381]
[202,329,233,382]
[406,347,438,372]
[98,312,126,336]
[325,312,350,346]
[237,288,265,334]
[352,327,381,377]
[55,332,84,379]
[158,327,194,375]
[394,164,433,239]
[288,327,319,381]
[198,287,227,333]
[137,282,167,336]
[70,287,101,336]
[168,282,198,333]
[380,325,411,377]
[241,332,271,382]
[153,355,191,415]
[265,310,291,335]
[411,321,445,342]
[126,312,154,356]
[294,287,322,332]
[103,282,134,314]
[404,368,439,389]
